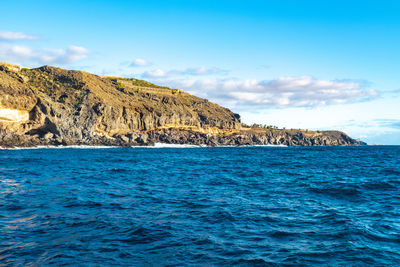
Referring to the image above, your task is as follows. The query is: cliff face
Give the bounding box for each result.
[0,62,365,147]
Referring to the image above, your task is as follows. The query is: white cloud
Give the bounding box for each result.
[153,76,378,109]
[10,45,32,57]
[0,44,89,65]
[0,31,89,65]
[141,67,228,78]
[142,69,167,78]
[129,58,150,67]
[61,46,89,63]
[0,31,38,41]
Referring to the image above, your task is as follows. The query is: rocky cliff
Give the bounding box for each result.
[0,62,365,147]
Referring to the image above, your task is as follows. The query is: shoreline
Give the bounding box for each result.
[0,143,379,150]
[0,143,287,149]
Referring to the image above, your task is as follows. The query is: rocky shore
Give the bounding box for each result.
[0,62,365,147]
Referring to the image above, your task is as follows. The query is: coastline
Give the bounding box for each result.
[1,142,374,150]
[0,63,366,147]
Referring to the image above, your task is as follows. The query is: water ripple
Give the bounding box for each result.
[0,146,399,265]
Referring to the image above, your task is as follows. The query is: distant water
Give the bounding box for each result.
[1,146,399,266]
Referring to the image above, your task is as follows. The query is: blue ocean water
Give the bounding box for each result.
[0,146,399,266]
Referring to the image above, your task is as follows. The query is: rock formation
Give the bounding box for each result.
[0,62,366,147]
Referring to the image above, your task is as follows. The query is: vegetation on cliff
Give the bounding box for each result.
[0,62,365,147]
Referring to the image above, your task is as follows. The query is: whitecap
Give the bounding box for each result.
[151,143,202,148]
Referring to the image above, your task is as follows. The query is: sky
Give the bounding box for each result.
[0,0,399,144]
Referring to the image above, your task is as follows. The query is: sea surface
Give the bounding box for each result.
[0,145,399,266]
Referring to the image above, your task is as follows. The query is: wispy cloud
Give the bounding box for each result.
[342,118,400,129]
[142,67,228,78]
[374,119,400,129]
[0,31,38,41]
[0,30,89,66]
[387,88,400,97]
[129,58,150,67]
[180,67,228,76]
[155,76,379,109]
[0,44,89,65]
[338,118,400,144]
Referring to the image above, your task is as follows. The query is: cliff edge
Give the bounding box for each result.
[0,62,366,147]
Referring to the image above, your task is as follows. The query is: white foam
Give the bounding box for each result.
[148,143,288,148]
[151,142,202,148]
[0,143,287,150]
[243,144,288,147]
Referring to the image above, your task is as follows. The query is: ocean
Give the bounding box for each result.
[0,145,399,265]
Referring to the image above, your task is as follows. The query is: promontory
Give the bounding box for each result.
[0,62,365,147]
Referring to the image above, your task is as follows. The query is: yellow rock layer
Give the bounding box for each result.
[0,105,29,123]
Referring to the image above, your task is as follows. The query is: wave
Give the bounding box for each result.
[1,143,288,149]
[1,143,204,149]
[151,142,204,148]
[2,145,400,266]
[149,143,288,148]
[242,144,288,147]
[146,143,288,148]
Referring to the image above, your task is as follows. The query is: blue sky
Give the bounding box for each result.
[1,0,399,144]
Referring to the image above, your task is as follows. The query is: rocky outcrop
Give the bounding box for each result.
[0,62,366,147]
